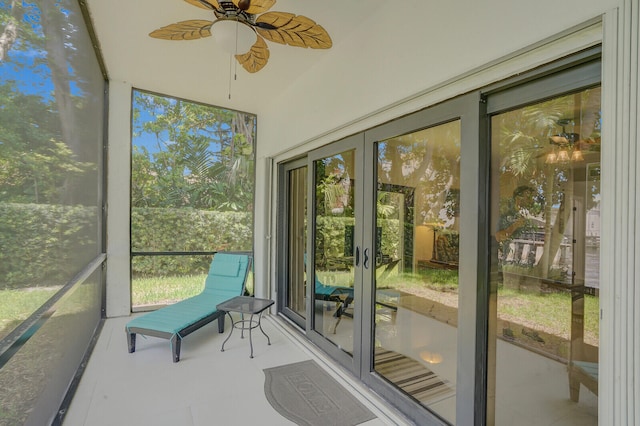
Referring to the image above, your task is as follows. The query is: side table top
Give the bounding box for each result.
[217,295,274,314]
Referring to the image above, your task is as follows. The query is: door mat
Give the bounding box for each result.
[263,360,376,426]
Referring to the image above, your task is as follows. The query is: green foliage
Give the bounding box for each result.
[131,271,254,307]
[0,82,95,204]
[314,216,400,263]
[495,89,602,279]
[0,286,60,340]
[0,203,97,289]
[131,207,251,276]
[498,287,599,344]
[0,203,252,287]
[435,231,459,263]
[383,269,459,292]
[131,274,205,307]
[131,91,256,212]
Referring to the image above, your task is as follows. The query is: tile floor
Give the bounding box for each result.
[63,314,407,426]
[62,310,598,426]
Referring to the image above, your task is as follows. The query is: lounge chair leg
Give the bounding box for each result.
[332,316,342,334]
[171,335,181,363]
[218,315,225,333]
[127,332,136,353]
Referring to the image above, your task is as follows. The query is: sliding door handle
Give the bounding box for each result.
[355,247,360,266]
[364,248,370,269]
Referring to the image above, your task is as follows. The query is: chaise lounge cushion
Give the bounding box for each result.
[126,252,251,362]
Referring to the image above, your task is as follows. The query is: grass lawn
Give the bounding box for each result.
[498,287,599,345]
[0,287,61,340]
[132,274,206,307]
[3,267,597,352]
[131,272,254,308]
[352,266,600,349]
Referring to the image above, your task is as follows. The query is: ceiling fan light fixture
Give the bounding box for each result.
[571,148,584,162]
[150,0,332,73]
[557,149,570,163]
[212,18,256,54]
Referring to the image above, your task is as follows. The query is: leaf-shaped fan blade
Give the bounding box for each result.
[184,0,219,10]
[231,0,275,14]
[256,12,332,49]
[149,20,213,40]
[235,35,270,73]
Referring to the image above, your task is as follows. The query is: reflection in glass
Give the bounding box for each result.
[313,150,356,354]
[488,88,601,425]
[287,166,307,318]
[374,121,460,424]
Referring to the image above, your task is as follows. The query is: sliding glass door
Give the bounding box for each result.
[277,50,601,426]
[360,92,481,425]
[486,62,601,425]
[371,120,461,422]
[279,94,481,424]
[307,134,366,370]
[278,158,308,328]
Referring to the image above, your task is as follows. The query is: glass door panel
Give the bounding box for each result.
[287,166,307,319]
[312,149,357,355]
[488,87,600,425]
[374,120,460,423]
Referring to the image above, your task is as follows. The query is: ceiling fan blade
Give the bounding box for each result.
[255,12,332,49]
[235,35,270,73]
[230,0,275,14]
[149,20,213,40]
[184,0,219,10]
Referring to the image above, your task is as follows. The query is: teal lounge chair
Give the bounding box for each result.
[310,262,354,333]
[126,252,252,362]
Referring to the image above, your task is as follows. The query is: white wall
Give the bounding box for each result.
[257,1,615,158]
[106,80,132,317]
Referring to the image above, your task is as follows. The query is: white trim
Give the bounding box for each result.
[600,8,618,425]
[253,156,274,301]
[602,4,640,426]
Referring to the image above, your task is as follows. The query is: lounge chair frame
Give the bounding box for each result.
[126,252,252,362]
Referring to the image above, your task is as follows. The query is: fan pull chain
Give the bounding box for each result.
[228,53,233,100]
[234,20,239,81]
[228,20,240,100]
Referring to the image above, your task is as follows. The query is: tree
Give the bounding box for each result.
[377,121,461,229]
[1,0,100,205]
[131,91,256,212]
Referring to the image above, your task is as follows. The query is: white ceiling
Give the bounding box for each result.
[86,0,385,114]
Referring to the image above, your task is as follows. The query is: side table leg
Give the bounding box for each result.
[257,312,271,345]
[248,313,254,358]
[220,312,234,352]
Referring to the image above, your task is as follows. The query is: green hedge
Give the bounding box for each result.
[2,203,410,286]
[0,204,253,287]
[0,203,98,289]
[315,216,400,263]
[131,208,252,276]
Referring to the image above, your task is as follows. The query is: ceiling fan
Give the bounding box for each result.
[149,0,332,73]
